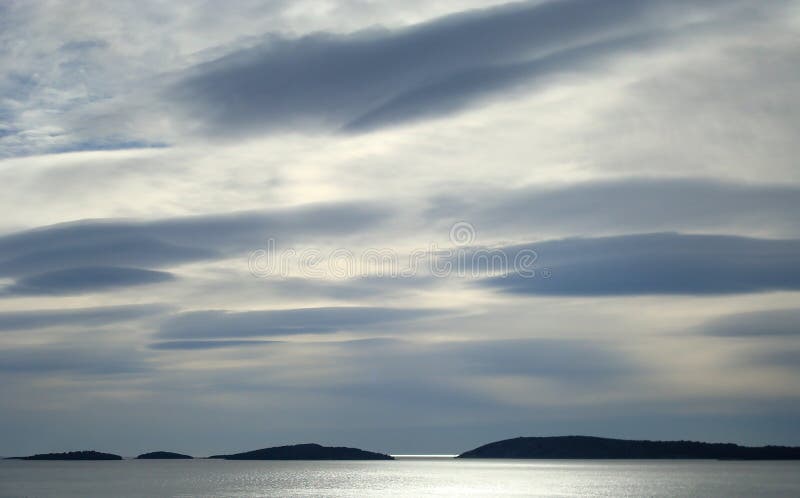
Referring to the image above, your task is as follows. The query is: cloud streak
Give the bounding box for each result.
[168,0,741,136]
[0,201,387,294]
[149,339,282,350]
[703,309,800,337]
[0,345,147,375]
[0,304,169,331]
[0,201,386,275]
[482,232,800,295]
[158,307,448,339]
[2,266,175,296]
[430,178,800,238]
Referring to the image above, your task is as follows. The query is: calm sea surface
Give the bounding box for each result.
[1,458,799,497]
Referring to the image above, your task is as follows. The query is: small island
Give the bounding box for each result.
[7,450,123,461]
[136,451,193,459]
[208,443,393,460]
[458,436,800,460]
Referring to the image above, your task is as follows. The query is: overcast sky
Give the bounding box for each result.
[1,0,799,456]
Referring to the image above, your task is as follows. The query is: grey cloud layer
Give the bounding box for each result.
[430,178,800,237]
[2,0,799,454]
[0,345,146,375]
[0,304,168,331]
[270,337,635,410]
[169,0,742,136]
[0,202,385,274]
[703,309,800,337]
[157,307,447,340]
[149,339,282,350]
[151,336,634,392]
[0,202,386,295]
[482,232,800,295]
[440,339,630,379]
[3,266,175,296]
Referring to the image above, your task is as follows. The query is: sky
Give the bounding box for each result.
[1,0,799,456]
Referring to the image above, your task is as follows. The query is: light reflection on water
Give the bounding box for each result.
[1,458,799,497]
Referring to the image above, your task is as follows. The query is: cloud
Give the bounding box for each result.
[0,201,387,278]
[0,345,147,375]
[1,0,799,456]
[3,266,174,296]
[2,0,504,157]
[273,337,637,418]
[439,339,632,380]
[0,304,169,331]
[149,339,283,350]
[250,275,441,301]
[703,309,800,337]
[0,234,215,278]
[755,349,800,372]
[158,307,447,339]
[167,0,743,136]
[429,178,800,238]
[481,232,800,295]
[341,31,658,132]
[336,337,633,383]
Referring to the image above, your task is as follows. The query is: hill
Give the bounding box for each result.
[136,451,193,459]
[208,443,393,460]
[458,436,800,459]
[8,450,122,461]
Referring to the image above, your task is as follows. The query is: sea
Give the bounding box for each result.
[1,457,799,497]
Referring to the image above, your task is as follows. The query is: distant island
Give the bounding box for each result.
[458,436,800,460]
[209,443,393,460]
[7,451,122,461]
[136,451,193,459]
[9,436,800,462]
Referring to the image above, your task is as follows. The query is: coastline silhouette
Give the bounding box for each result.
[7,451,122,461]
[458,436,800,460]
[208,443,393,460]
[7,437,800,461]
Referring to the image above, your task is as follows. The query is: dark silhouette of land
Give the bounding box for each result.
[136,451,193,459]
[7,451,122,461]
[8,436,800,462]
[208,443,393,460]
[458,436,800,460]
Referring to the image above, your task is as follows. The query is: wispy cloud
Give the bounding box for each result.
[0,344,148,375]
[2,266,175,296]
[167,0,752,137]
[0,304,169,331]
[481,233,800,295]
[0,201,388,294]
[429,178,800,238]
[158,307,448,339]
[1,0,799,454]
[703,308,800,337]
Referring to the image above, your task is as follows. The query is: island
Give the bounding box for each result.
[136,451,193,459]
[458,436,800,460]
[7,450,123,461]
[208,443,393,460]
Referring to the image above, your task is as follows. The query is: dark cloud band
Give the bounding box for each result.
[429,178,800,238]
[703,309,800,337]
[0,304,169,331]
[168,0,742,136]
[3,266,174,296]
[481,232,800,295]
